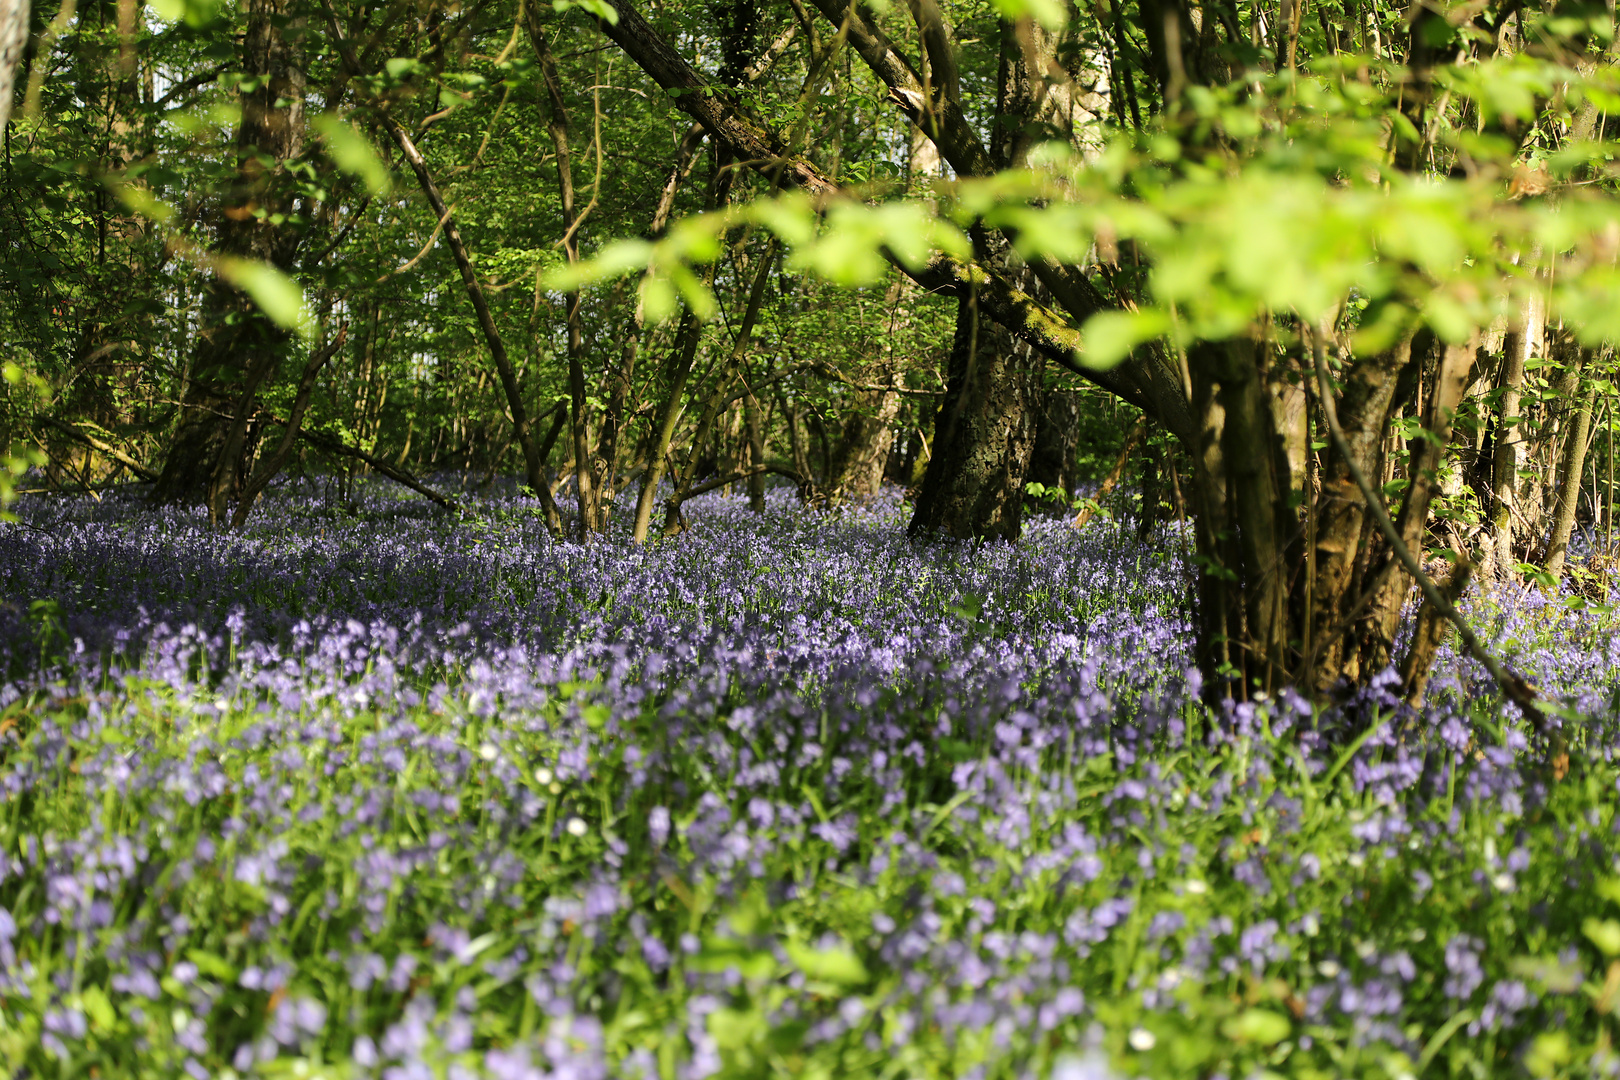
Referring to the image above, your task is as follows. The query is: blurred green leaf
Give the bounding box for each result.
[988,0,1067,30]
[313,114,392,197]
[1079,309,1170,370]
[553,0,620,23]
[149,0,222,29]
[1584,917,1620,956]
[216,258,315,341]
[114,184,176,226]
[784,938,868,986]
[1221,1008,1290,1046]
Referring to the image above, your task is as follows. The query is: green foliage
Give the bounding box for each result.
[215,258,317,341]
[312,115,393,197]
[0,363,47,520]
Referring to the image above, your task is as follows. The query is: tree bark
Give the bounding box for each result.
[1028,389,1082,497]
[153,0,306,509]
[744,385,767,512]
[662,239,777,535]
[530,14,601,539]
[230,327,349,529]
[1545,362,1598,578]
[1488,272,1543,575]
[0,0,28,132]
[826,386,902,502]
[908,287,1042,542]
[634,308,704,544]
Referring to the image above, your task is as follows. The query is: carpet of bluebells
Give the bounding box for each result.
[5,481,1620,1080]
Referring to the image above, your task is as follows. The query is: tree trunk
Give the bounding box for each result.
[1545,359,1598,578]
[908,288,1042,542]
[596,0,1524,707]
[1488,272,1543,575]
[662,239,776,535]
[744,386,767,512]
[1028,389,1081,497]
[531,21,600,539]
[827,386,902,502]
[152,0,305,511]
[633,308,704,544]
[0,0,29,133]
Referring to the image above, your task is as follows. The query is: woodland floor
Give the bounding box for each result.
[1,481,1619,1079]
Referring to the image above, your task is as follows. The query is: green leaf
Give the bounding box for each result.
[149,0,222,29]
[385,58,425,81]
[554,0,620,22]
[784,938,869,986]
[706,1006,763,1050]
[217,257,315,340]
[692,938,777,980]
[184,949,239,981]
[1525,1031,1571,1078]
[1221,1008,1290,1045]
[1584,917,1620,956]
[1079,309,1170,370]
[115,184,176,226]
[313,114,391,196]
[548,239,655,293]
[1508,955,1583,993]
[668,264,718,321]
[638,274,680,324]
[988,0,1067,30]
[79,988,118,1034]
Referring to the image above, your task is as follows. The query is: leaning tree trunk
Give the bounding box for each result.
[153,0,305,511]
[1545,352,1598,578]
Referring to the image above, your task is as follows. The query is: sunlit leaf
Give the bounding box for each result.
[1078,309,1170,370]
[1221,1008,1290,1045]
[313,114,392,197]
[114,184,176,226]
[638,274,680,323]
[1583,917,1620,956]
[216,257,315,341]
[988,0,1067,31]
[149,0,222,29]
[553,0,620,23]
[784,938,869,986]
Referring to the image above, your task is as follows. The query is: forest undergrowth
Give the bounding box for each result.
[3,482,1620,1079]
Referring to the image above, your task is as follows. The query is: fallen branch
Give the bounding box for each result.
[265,419,457,512]
[661,462,808,536]
[677,462,805,502]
